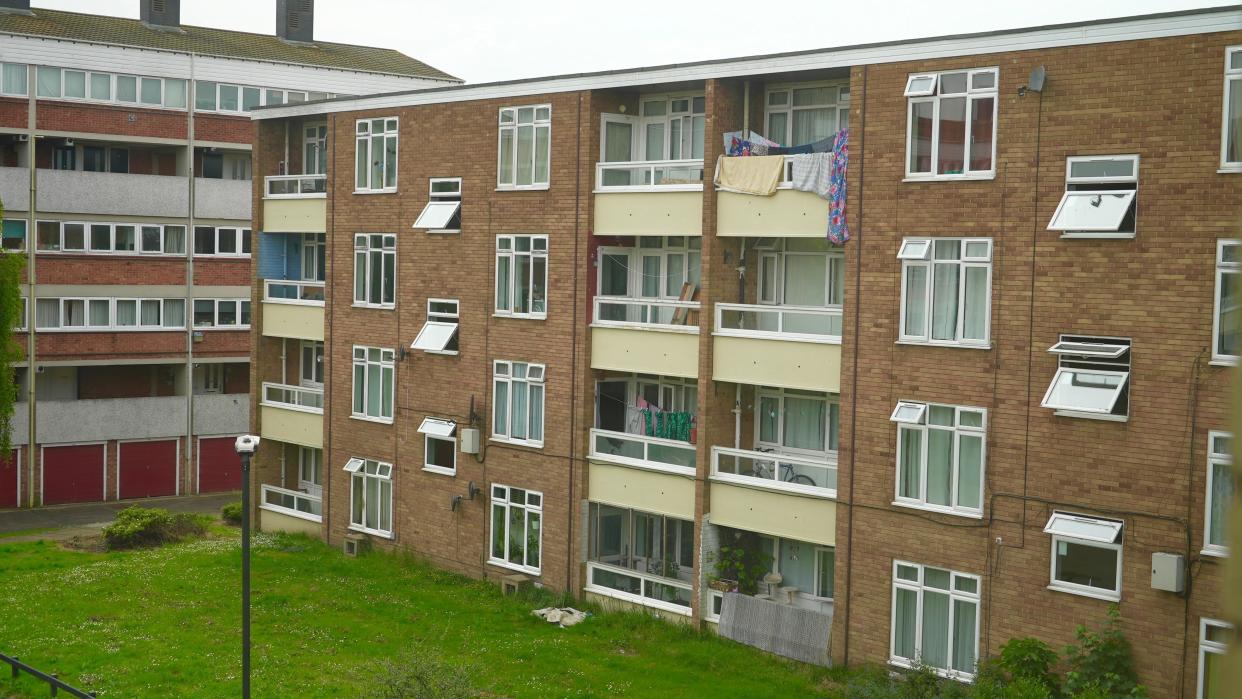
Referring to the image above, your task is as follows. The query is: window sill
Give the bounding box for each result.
[350,414,394,426]
[422,349,460,357]
[193,326,252,332]
[1051,409,1128,423]
[422,465,456,477]
[353,189,398,195]
[1046,583,1120,602]
[489,436,544,450]
[495,185,550,192]
[902,173,995,183]
[1210,356,1239,368]
[427,229,461,235]
[1200,546,1229,559]
[351,303,396,311]
[1058,232,1136,240]
[888,657,975,683]
[348,525,394,540]
[1217,166,1242,174]
[895,339,992,351]
[487,558,541,577]
[891,500,983,519]
[492,313,547,321]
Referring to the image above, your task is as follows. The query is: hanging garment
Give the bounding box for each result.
[789,152,833,199]
[722,130,778,156]
[714,154,784,196]
[828,129,849,245]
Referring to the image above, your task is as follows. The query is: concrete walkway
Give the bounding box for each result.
[0,492,238,534]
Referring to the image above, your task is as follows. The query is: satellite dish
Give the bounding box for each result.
[1029,66,1046,93]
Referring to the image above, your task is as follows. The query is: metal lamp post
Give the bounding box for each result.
[233,435,261,699]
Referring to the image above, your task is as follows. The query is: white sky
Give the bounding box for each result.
[30,0,1233,83]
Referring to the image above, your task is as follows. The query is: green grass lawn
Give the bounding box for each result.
[0,530,840,698]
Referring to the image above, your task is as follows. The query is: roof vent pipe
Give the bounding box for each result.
[277,0,315,44]
[141,0,184,33]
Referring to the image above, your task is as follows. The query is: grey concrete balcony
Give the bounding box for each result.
[10,393,248,445]
[0,167,251,221]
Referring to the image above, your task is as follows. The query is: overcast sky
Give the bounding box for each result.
[32,0,1232,83]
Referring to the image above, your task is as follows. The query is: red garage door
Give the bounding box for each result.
[198,437,242,493]
[0,449,18,508]
[43,444,105,506]
[119,440,178,500]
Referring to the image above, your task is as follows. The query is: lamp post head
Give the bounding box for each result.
[234,435,261,456]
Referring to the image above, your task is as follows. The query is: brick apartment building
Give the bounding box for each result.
[248,5,1239,697]
[0,0,455,508]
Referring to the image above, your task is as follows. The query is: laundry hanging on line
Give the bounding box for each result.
[713,154,784,195]
[641,408,694,442]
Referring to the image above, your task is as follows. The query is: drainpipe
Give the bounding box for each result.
[24,64,36,507]
[742,81,750,134]
[185,53,197,496]
[732,384,741,449]
[280,337,287,384]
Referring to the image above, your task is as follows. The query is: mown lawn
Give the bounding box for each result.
[0,530,839,698]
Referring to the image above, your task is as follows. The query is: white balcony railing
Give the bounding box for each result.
[588,427,697,475]
[260,484,322,522]
[585,561,693,615]
[264,279,325,306]
[265,174,327,199]
[595,159,704,192]
[710,445,837,498]
[714,303,842,343]
[261,382,324,413]
[593,297,700,332]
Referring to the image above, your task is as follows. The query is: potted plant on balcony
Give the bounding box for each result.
[711,530,771,595]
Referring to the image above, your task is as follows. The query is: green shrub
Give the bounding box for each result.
[102,506,210,550]
[976,637,1061,697]
[221,502,243,526]
[364,644,478,699]
[1063,606,1146,698]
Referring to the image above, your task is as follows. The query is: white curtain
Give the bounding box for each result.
[1210,462,1233,546]
[511,382,529,440]
[35,299,59,328]
[88,299,109,326]
[926,429,954,506]
[164,226,186,255]
[957,434,983,510]
[904,266,928,336]
[962,266,988,341]
[1228,78,1242,163]
[792,108,833,146]
[515,125,534,185]
[931,263,961,341]
[920,587,951,669]
[140,300,160,326]
[116,300,136,326]
[783,396,826,451]
[759,396,779,443]
[528,384,544,442]
[893,587,918,660]
[898,428,922,499]
[952,598,978,673]
[163,299,184,328]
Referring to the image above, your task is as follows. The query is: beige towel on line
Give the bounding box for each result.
[713,154,784,196]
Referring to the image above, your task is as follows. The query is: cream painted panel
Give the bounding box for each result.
[588,461,695,520]
[261,302,324,341]
[591,326,699,379]
[712,335,840,393]
[263,199,327,234]
[716,190,831,238]
[709,482,836,546]
[583,591,694,623]
[259,405,323,449]
[593,191,702,237]
[259,507,322,536]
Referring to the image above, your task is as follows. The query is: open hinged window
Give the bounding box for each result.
[343,457,364,473]
[411,299,460,354]
[1045,511,1124,600]
[420,417,458,474]
[1040,335,1131,420]
[1047,155,1138,238]
[1044,512,1124,544]
[418,417,457,438]
[890,401,928,424]
[903,74,938,97]
[897,238,932,260]
[412,178,462,232]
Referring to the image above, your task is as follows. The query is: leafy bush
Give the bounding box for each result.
[976,637,1061,697]
[102,506,210,550]
[1063,606,1146,698]
[364,644,478,699]
[221,502,243,526]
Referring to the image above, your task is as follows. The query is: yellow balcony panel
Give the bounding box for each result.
[713,335,840,393]
[588,461,694,521]
[717,189,830,238]
[260,504,322,536]
[710,482,836,546]
[262,301,324,341]
[260,404,323,449]
[591,325,698,379]
[263,198,326,234]
[594,191,702,237]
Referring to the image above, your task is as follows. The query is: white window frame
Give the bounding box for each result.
[1,62,27,97]
[891,401,987,517]
[411,298,460,355]
[298,446,322,494]
[764,81,849,147]
[1045,512,1124,601]
[300,340,324,387]
[34,297,184,331]
[192,298,251,330]
[494,234,548,319]
[904,67,998,180]
[756,535,836,602]
[1221,46,1242,171]
[890,560,981,681]
[635,94,706,162]
[355,117,399,193]
[1040,335,1130,421]
[346,457,393,538]
[1204,431,1233,557]
[754,387,840,458]
[1047,155,1139,239]
[412,177,462,233]
[1198,618,1235,699]
[351,346,396,424]
[353,234,397,309]
[33,65,187,110]
[898,237,992,348]
[303,123,328,175]
[419,417,457,476]
[492,360,546,448]
[497,105,551,190]
[754,237,843,307]
[35,221,193,257]
[1213,239,1240,365]
[489,484,543,575]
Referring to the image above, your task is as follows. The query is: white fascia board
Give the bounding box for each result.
[251,7,1242,120]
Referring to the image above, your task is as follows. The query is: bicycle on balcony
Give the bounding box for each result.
[750,447,817,487]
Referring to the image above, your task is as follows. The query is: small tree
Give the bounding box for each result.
[0,198,25,457]
[1062,605,1146,698]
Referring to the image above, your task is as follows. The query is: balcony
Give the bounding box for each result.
[263,175,326,233]
[716,157,831,238]
[712,303,841,393]
[10,394,246,445]
[259,382,323,448]
[259,484,323,536]
[590,298,699,379]
[589,427,697,475]
[711,446,837,498]
[262,280,324,341]
[593,160,703,237]
[585,561,694,615]
[0,167,251,220]
[708,446,837,549]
